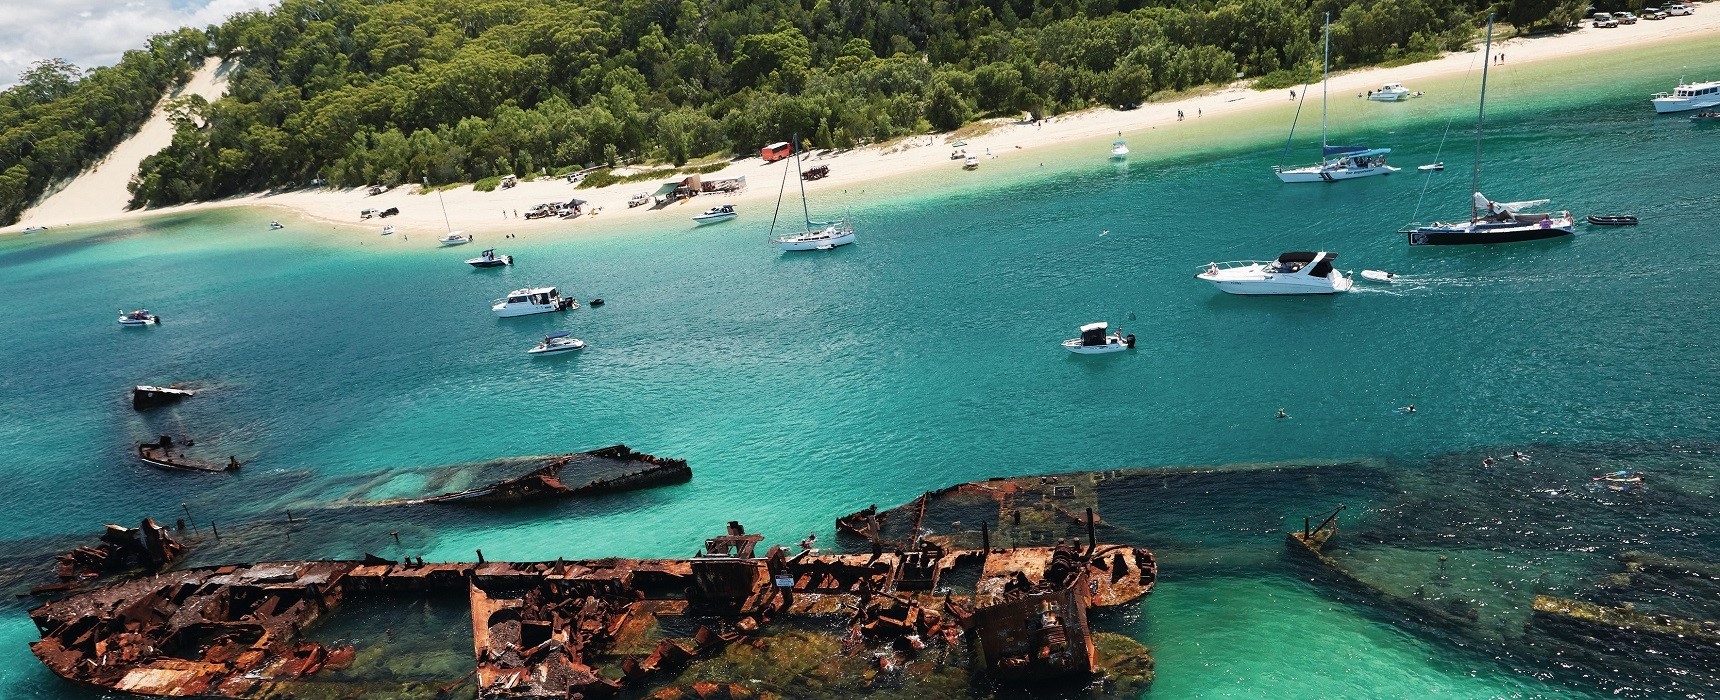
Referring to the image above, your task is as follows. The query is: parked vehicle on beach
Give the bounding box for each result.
[1615,11,1638,23]
[1592,12,1617,27]
[1642,7,1668,19]
[1666,4,1693,15]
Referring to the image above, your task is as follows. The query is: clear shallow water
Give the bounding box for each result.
[3,40,1720,697]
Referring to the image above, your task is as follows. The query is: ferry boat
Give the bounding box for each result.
[466,249,512,267]
[693,205,738,225]
[492,287,577,317]
[1110,140,1129,159]
[118,309,160,326]
[1197,252,1353,295]
[1062,322,1135,354]
[1652,80,1720,113]
[1369,83,1412,101]
[527,331,586,355]
[1275,16,1398,183]
[438,232,473,246]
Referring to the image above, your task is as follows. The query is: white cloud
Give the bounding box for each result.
[0,0,277,88]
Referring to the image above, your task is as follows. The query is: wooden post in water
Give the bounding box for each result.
[1085,507,1097,557]
[476,549,486,565]
[210,521,220,540]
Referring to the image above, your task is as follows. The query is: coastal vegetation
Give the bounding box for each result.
[2,0,1599,221]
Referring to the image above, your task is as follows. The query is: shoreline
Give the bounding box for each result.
[6,12,1720,242]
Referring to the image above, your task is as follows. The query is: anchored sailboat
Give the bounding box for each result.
[1399,14,1574,246]
[1275,14,1399,183]
[769,136,855,251]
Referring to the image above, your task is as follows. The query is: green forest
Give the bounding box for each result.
[2,0,1600,222]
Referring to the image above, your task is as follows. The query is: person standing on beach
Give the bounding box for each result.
[1290,90,1296,100]
[1177,109,1184,120]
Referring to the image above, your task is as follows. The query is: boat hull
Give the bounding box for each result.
[468,258,511,267]
[1653,96,1720,113]
[1406,223,1574,246]
[1275,164,1398,183]
[528,341,585,355]
[773,229,857,251]
[1205,279,1350,295]
[693,213,737,225]
[1062,339,1130,354]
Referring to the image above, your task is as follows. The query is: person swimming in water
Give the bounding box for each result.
[1482,456,1497,467]
[1511,450,1530,462]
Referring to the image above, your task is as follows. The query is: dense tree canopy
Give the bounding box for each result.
[3,0,1590,218]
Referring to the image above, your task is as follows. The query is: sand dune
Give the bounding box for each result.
[7,12,1718,240]
[14,57,230,231]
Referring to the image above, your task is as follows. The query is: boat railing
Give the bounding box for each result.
[1198,260,1268,275]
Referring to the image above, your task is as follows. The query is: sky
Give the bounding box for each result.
[0,0,276,88]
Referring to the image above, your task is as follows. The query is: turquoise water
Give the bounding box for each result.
[4,38,1720,697]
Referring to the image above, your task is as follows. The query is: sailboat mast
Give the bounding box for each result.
[426,177,453,233]
[1472,13,1493,220]
[1320,12,1330,151]
[792,134,812,226]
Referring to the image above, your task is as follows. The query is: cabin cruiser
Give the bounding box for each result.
[118,309,160,326]
[1110,140,1129,159]
[492,287,577,317]
[1651,80,1720,113]
[1062,322,1135,354]
[1401,193,1574,245]
[1276,147,1398,182]
[1197,252,1353,295]
[1369,83,1411,101]
[438,232,473,246]
[527,331,585,355]
[772,221,857,251]
[467,249,513,267]
[693,204,738,225]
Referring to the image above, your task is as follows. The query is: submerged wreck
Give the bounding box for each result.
[137,435,240,473]
[364,444,690,505]
[29,512,1155,697]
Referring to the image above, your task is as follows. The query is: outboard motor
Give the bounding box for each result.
[1124,334,1136,349]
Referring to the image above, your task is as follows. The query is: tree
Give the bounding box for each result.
[924,79,971,131]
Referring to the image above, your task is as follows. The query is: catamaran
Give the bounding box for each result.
[768,136,855,251]
[1275,14,1398,183]
[1399,14,1574,246]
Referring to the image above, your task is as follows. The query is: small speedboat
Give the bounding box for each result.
[118,309,160,326]
[963,155,979,170]
[467,249,513,267]
[1369,83,1411,101]
[693,205,738,225]
[1110,140,1129,159]
[269,221,284,230]
[438,232,473,246]
[589,298,605,307]
[1062,322,1135,354]
[1586,214,1639,226]
[528,331,586,355]
[1692,111,1720,122]
[1360,270,1398,283]
[493,287,577,317]
[381,225,396,235]
[1417,162,1444,171]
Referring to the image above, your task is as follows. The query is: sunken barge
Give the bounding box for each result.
[28,499,1156,697]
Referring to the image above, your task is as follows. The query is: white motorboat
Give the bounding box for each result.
[381,225,396,235]
[1418,162,1444,171]
[467,249,512,267]
[693,204,738,225]
[962,155,979,170]
[1110,140,1129,159]
[1360,270,1398,283]
[269,221,284,230]
[527,331,585,355]
[438,232,473,246]
[1397,15,1574,246]
[1275,15,1399,183]
[1197,252,1353,295]
[1062,322,1135,354]
[768,132,857,252]
[1651,79,1720,113]
[118,309,160,326]
[492,287,577,317]
[1369,83,1411,101]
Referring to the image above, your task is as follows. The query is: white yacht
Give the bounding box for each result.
[768,132,857,252]
[118,309,160,326]
[1110,140,1129,159]
[438,232,473,246]
[772,222,856,251]
[1369,83,1411,101]
[1651,79,1720,113]
[1197,252,1353,295]
[1275,15,1398,183]
[527,331,586,355]
[492,287,577,317]
[1062,322,1135,354]
[693,204,738,225]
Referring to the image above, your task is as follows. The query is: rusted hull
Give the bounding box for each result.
[415,444,690,504]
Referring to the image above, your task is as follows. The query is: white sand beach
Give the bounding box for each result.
[7,12,1720,241]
